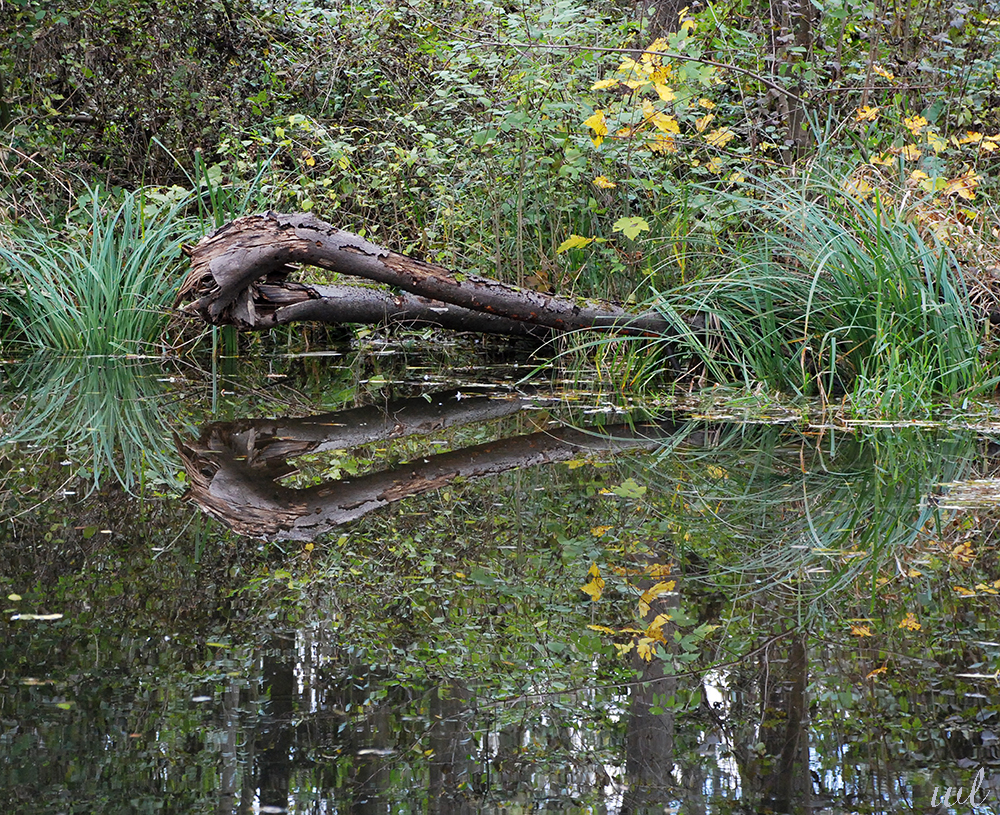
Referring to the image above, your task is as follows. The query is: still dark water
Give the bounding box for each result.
[3,341,1000,814]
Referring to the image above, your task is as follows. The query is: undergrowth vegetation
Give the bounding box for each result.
[1,0,1000,408]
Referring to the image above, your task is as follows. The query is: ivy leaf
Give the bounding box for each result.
[612,217,650,241]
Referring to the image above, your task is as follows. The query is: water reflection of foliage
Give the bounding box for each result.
[0,355,192,495]
[645,423,976,602]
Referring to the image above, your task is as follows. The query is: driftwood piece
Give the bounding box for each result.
[176,212,673,338]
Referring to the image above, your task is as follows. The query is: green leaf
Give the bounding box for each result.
[612,217,650,240]
[611,477,647,499]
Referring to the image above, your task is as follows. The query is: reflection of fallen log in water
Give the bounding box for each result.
[175,389,689,541]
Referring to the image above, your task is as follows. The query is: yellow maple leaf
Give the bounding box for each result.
[592,176,617,189]
[898,612,921,631]
[583,110,609,147]
[705,127,736,148]
[854,105,880,122]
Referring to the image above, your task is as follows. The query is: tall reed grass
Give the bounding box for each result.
[611,170,994,410]
[0,188,197,355]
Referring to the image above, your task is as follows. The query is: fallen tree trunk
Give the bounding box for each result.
[176,211,673,338]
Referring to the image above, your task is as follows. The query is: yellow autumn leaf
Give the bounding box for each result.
[854,105,880,122]
[945,170,980,200]
[591,525,613,536]
[592,78,620,90]
[642,99,679,133]
[646,562,673,577]
[583,110,608,147]
[844,176,873,199]
[648,134,677,154]
[976,583,999,595]
[653,82,676,102]
[636,637,657,662]
[957,131,984,144]
[614,641,635,656]
[850,624,872,637]
[581,562,605,601]
[587,624,617,634]
[898,612,921,631]
[900,144,921,160]
[647,37,669,55]
[872,64,895,81]
[645,613,673,641]
[695,113,715,133]
[592,175,617,189]
[638,580,677,615]
[699,98,716,109]
[706,464,728,479]
[927,132,948,153]
[903,115,928,133]
[871,151,895,166]
[705,127,736,148]
[954,586,976,596]
[982,137,999,152]
[866,665,888,680]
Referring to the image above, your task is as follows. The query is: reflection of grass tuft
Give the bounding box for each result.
[607,168,994,411]
[0,188,197,355]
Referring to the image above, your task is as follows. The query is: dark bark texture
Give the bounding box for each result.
[176,212,673,339]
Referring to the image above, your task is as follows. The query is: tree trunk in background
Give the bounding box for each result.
[770,0,818,161]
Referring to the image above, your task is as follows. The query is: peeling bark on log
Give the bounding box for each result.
[176,212,673,338]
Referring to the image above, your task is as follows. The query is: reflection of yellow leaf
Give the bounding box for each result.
[583,110,608,147]
[854,105,880,122]
[592,175,617,189]
[898,613,921,631]
[850,624,872,637]
[705,127,736,148]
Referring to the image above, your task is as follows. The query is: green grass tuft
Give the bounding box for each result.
[0,188,197,356]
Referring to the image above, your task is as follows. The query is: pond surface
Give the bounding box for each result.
[4,338,1000,814]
